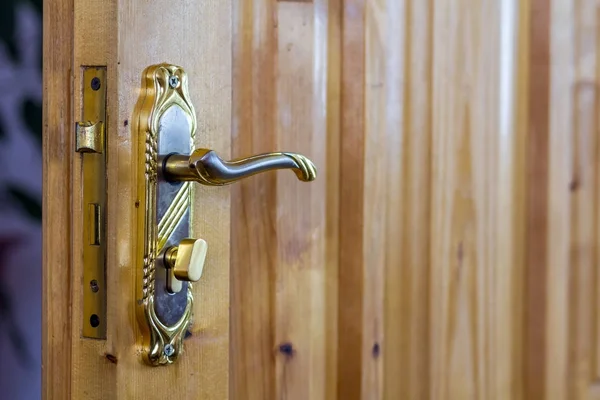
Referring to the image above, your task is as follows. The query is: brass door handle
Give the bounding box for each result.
[161,149,317,185]
[134,64,318,365]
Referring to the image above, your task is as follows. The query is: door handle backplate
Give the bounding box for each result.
[134,64,197,365]
[134,63,317,366]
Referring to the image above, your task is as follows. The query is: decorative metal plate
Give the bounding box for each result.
[133,64,196,365]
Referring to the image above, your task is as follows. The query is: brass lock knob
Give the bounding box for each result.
[161,148,317,185]
[163,238,208,293]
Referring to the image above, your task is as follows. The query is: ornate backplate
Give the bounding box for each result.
[133,64,196,365]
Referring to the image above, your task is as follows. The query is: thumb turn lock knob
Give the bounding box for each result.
[162,238,208,294]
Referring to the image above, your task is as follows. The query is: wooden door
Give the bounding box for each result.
[43,0,600,399]
[44,0,231,398]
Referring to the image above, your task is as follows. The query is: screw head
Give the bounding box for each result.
[168,75,179,89]
[90,314,100,328]
[90,279,99,293]
[164,344,175,357]
[91,77,101,91]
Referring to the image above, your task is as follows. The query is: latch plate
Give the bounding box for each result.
[77,67,107,339]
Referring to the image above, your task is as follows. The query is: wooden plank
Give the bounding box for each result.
[45,0,232,398]
[111,1,232,399]
[382,0,432,398]
[337,0,367,397]
[231,1,335,398]
[429,1,525,398]
[42,0,74,397]
[71,0,117,397]
[322,0,342,399]
[230,0,278,398]
[274,4,327,398]
[524,0,549,398]
[545,0,575,398]
[544,1,600,399]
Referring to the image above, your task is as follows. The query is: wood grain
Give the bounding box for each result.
[231,1,334,399]
[45,0,231,398]
[525,0,549,398]
[231,0,531,399]
[544,1,600,399]
[71,0,117,397]
[44,0,600,399]
[113,1,231,399]
[383,0,432,398]
[42,0,74,397]
[323,1,342,399]
[230,0,278,397]
[429,2,526,398]
[337,0,367,397]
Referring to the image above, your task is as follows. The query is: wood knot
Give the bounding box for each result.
[569,178,580,192]
[372,342,380,358]
[278,342,295,358]
[105,353,118,364]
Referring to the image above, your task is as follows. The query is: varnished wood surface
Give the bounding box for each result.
[44,0,600,399]
[229,1,598,399]
[231,1,335,398]
[544,1,600,399]
[44,0,231,399]
[42,0,74,398]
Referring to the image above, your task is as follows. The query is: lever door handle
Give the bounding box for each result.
[134,63,317,365]
[162,149,317,185]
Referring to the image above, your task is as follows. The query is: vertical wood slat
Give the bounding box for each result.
[428,1,525,399]
[231,1,334,399]
[525,0,550,398]
[569,1,598,397]
[71,0,118,396]
[231,0,278,398]
[544,1,600,400]
[382,1,433,399]
[545,1,575,398]
[232,1,529,399]
[337,0,367,397]
[323,0,342,398]
[115,1,233,398]
[45,0,600,398]
[275,3,326,399]
[42,0,74,398]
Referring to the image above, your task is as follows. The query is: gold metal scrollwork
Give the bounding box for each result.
[133,63,317,366]
[134,64,196,365]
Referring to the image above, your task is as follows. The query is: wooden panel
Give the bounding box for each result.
[335,0,528,398]
[231,0,278,397]
[524,0,549,398]
[111,1,231,399]
[337,0,368,397]
[231,1,531,399]
[429,1,526,399]
[46,0,600,399]
[274,3,326,398]
[231,0,336,399]
[544,1,600,399]
[42,0,74,397]
[383,1,432,398]
[45,0,231,398]
[71,0,117,397]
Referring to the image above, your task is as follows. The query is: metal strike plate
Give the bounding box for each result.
[133,64,196,365]
[77,67,107,339]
